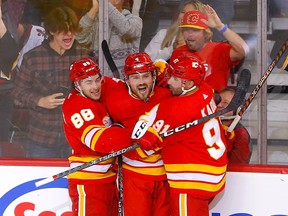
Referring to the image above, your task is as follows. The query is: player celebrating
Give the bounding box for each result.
[134,55,228,216]
[101,52,172,216]
[62,58,133,216]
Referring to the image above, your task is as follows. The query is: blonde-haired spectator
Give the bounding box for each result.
[144,0,205,61]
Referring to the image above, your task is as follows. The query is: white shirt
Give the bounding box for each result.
[144,29,176,62]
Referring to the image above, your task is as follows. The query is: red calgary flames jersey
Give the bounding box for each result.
[171,42,239,92]
[101,77,172,180]
[151,82,228,198]
[63,90,131,184]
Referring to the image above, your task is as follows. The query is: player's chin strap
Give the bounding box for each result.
[74,82,86,97]
[180,84,197,96]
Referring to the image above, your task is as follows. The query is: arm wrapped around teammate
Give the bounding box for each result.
[94,126,133,154]
[154,59,173,88]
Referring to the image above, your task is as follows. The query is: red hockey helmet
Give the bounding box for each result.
[124,52,156,76]
[69,58,101,82]
[170,55,205,85]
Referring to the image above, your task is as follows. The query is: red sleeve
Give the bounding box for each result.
[63,92,132,155]
[96,126,132,153]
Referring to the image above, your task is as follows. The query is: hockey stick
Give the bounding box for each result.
[117,155,123,216]
[101,40,120,79]
[35,69,250,187]
[227,38,288,132]
[160,68,251,138]
[35,144,139,187]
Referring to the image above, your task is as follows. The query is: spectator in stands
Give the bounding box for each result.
[144,0,205,62]
[171,8,249,92]
[0,0,19,142]
[11,6,91,158]
[180,0,235,42]
[0,0,46,148]
[76,0,142,79]
[0,0,20,80]
[217,87,252,164]
[0,0,46,145]
[63,0,91,21]
[7,22,46,148]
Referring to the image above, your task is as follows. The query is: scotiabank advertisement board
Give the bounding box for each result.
[0,160,288,216]
[0,160,72,216]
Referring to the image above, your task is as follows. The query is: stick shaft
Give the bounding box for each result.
[117,155,123,216]
[101,40,120,78]
[35,144,139,187]
[228,38,288,132]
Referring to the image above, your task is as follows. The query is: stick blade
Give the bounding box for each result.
[101,40,120,78]
[229,69,251,109]
[35,177,54,187]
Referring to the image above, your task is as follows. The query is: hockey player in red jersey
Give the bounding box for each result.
[171,8,249,92]
[100,52,172,216]
[62,58,134,216]
[134,55,228,216]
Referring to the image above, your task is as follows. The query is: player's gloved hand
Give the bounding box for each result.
[135,126,163,151]
[154,59,173,88]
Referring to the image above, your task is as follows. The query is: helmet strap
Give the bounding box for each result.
[74,81,86,98]
[151,70,156,94]
[126,82,138,99]
[180,79,197,96]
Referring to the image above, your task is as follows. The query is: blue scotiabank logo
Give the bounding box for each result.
[212,213,288,216]
[211,214,253,216]
[0,178,72,216]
